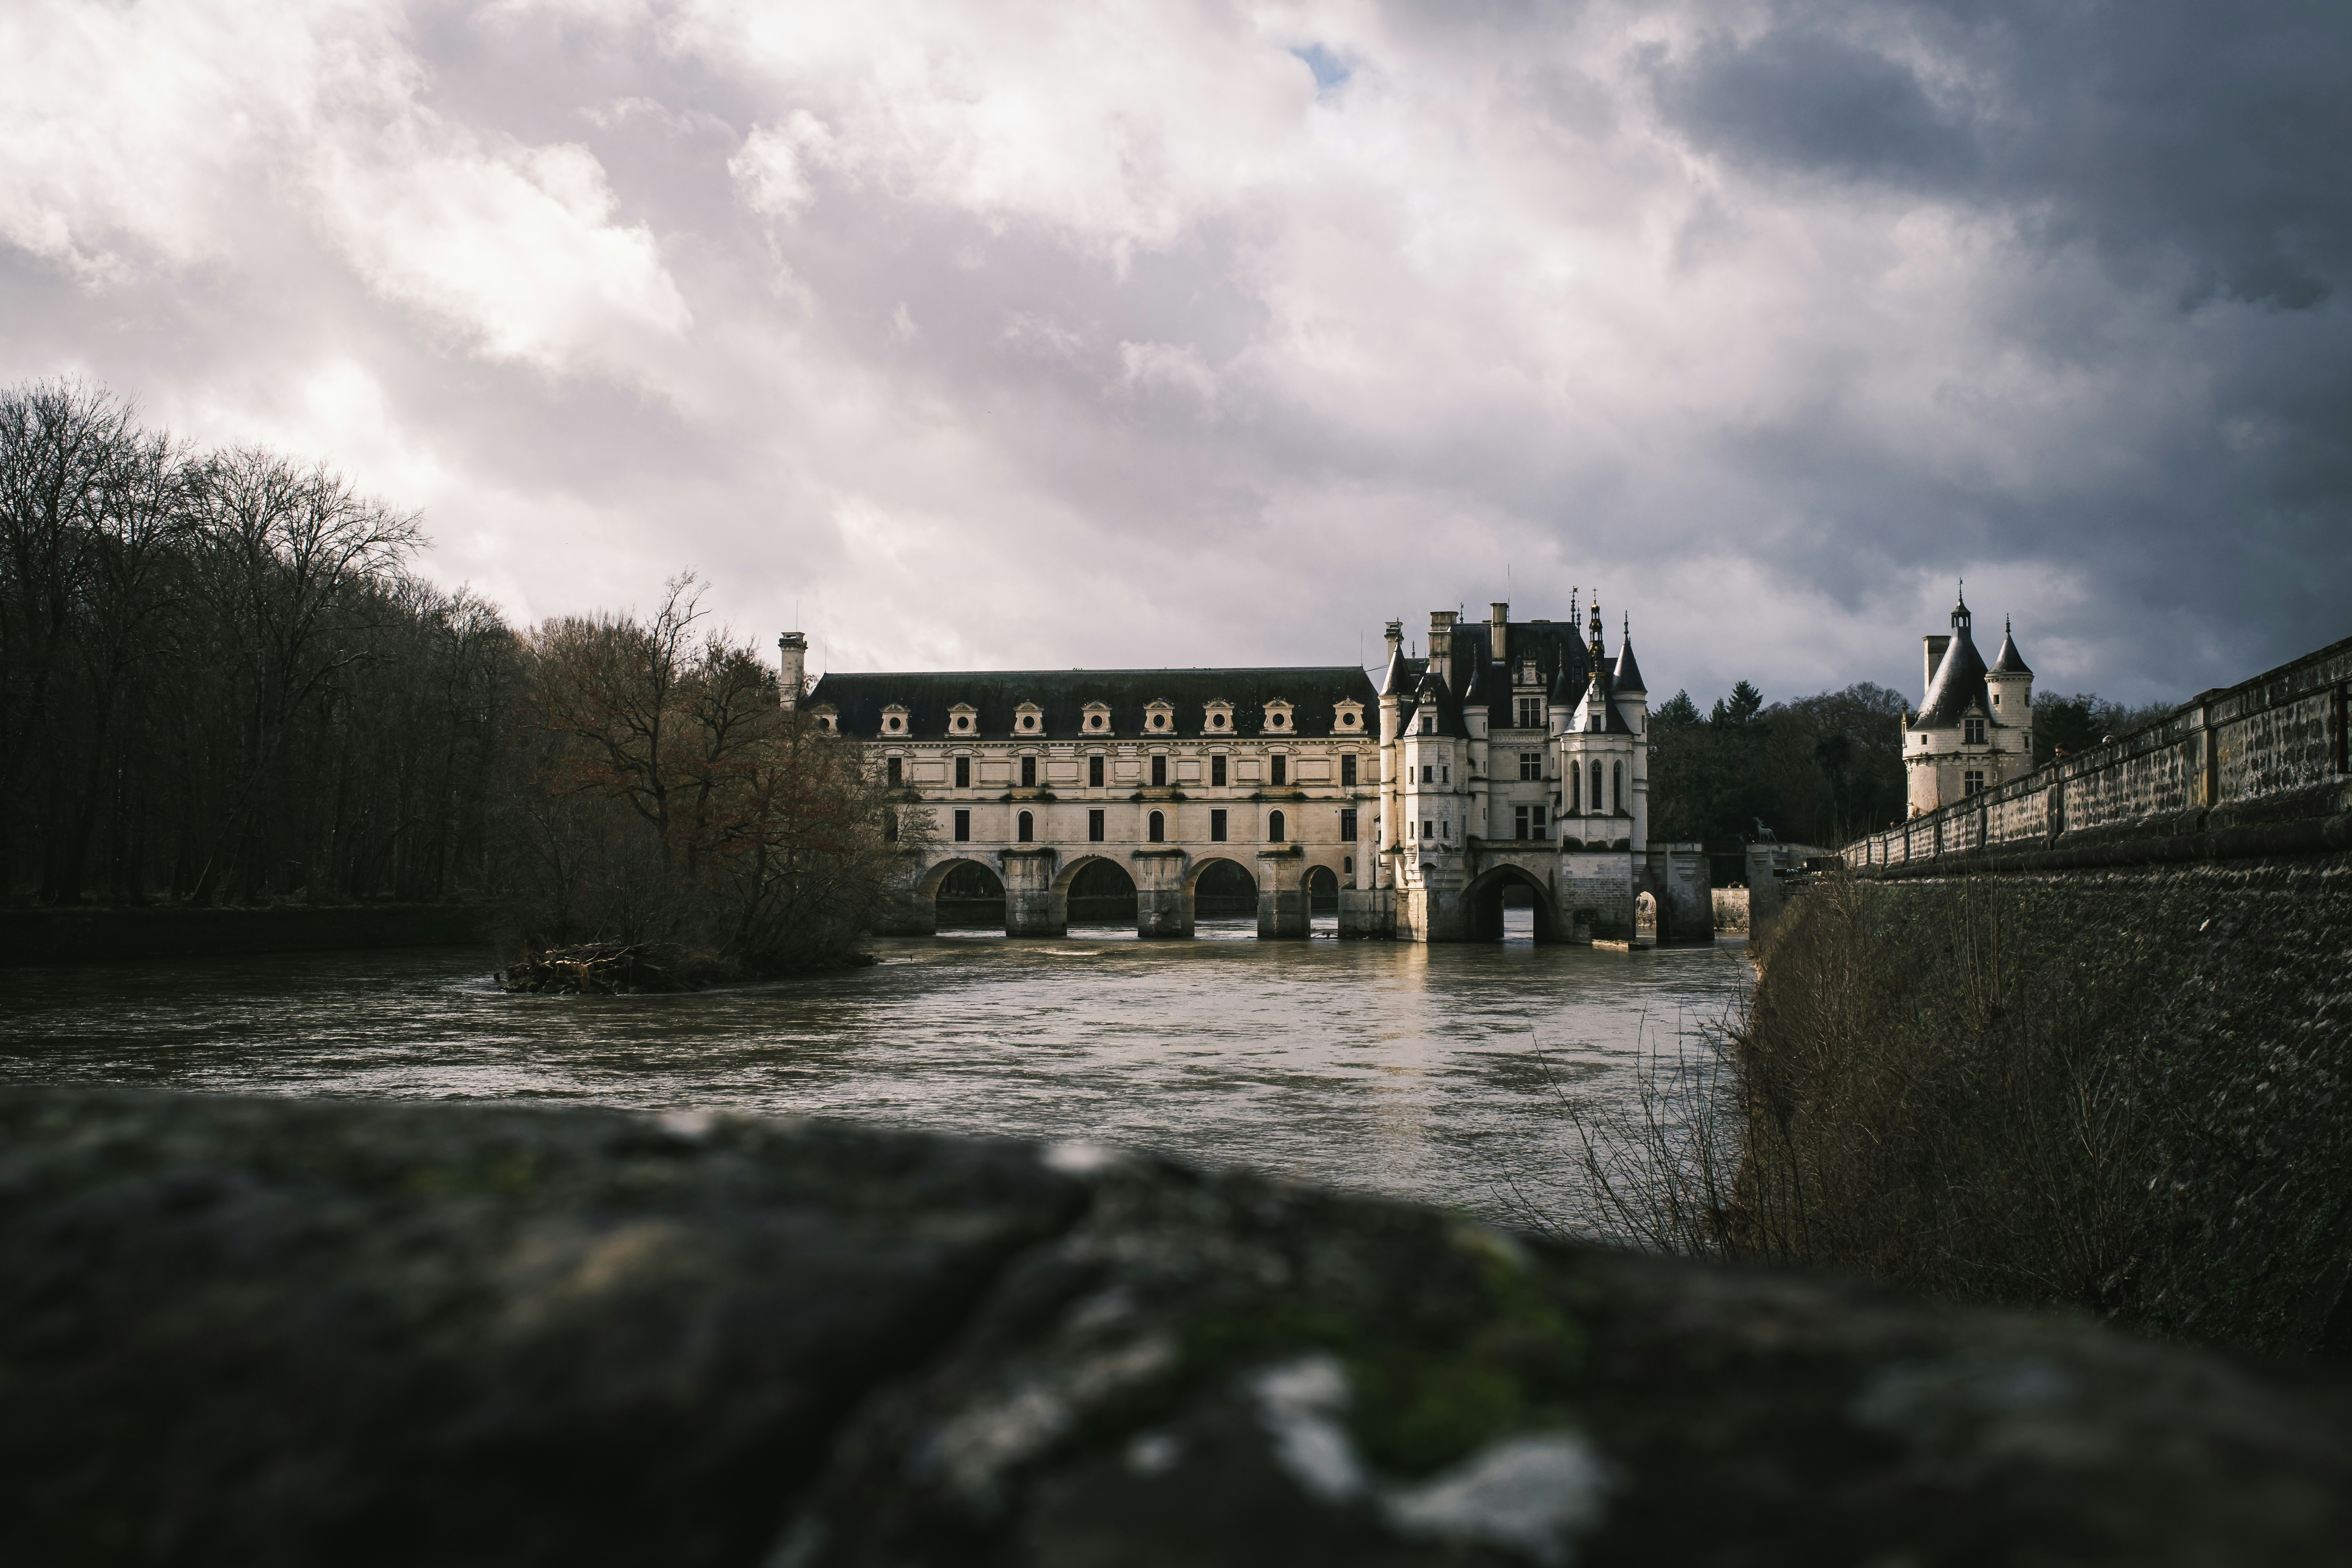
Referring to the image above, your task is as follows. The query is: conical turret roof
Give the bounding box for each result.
[1613,632,1646,694]
[1918,618,1992,726]
[1989,617,2033,676]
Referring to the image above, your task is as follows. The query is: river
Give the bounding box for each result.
[0,913,1750,1231]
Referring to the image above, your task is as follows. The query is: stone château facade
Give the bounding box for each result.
[794,595,1710,944]
[1904,590,2036,816]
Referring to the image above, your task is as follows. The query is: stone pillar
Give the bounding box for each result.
[1405,852,1473,942]
[1337,886,1394,938]
[999,848,1063,938]
[1642,843,1714,946]
[1256,846,1307,939]
[1131,848,1190,939]
[1561,848,1635,942]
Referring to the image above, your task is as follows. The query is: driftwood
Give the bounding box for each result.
[499,942,709,995]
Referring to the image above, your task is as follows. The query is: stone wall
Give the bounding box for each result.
[1847,633,2352,876]
[4,1087,2347,1566]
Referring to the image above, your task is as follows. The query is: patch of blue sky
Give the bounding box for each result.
[1289,43,1351,92]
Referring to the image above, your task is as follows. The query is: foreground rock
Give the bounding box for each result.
[2,1089,2345,1567]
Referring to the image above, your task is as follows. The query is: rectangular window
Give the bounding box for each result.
[1088,809,1105,842]
[1151,754,1167,787]
[886,756,902,786]
[955,756,971,789]
[1517,696,1544,728]
[1339,808,1357,842]
[1340,754,1357,787]
[1421,764,1434,784]
[1964,718,1987,745]
[1519,752,1541,781]
[1089,754,1105,788]
[1423,819,1434,840]
[1271,755,1287,786]
[1211,809,1228,841]
[1531,805,1546,837]
[1420,714,1434,734]
[1441,819,1450,838]
[1212,754,1228,786]
[1515,805,1530,839]
[1344,856,1353,874]
[953,809,971,842]
[1964,769,1986,796]
[883,809,898,843]
[1020,755,1037,787]
[1442,765,1450,784]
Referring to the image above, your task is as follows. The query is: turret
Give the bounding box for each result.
[777,631,807,710]
[1986,615,2034,740]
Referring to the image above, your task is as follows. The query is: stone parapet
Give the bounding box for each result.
[1847,633,2352,877]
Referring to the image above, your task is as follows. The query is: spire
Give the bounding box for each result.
[1587,595,1605,664]
[1988,615,2033,676]
[1613,624,1647,695]
[1951,579,1972,634]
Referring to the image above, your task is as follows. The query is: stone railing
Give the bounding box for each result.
[1844,632,2352,875]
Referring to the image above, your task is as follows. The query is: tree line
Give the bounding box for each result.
[1646,679,2175,853]
[0,381,904,977]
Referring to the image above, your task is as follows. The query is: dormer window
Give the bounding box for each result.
[1333,699,1364,732]
[1263,699,1295,733]
[1015,701,1043,734]
[1145,699,1174,732]
[1081,701,1110,733]
[882,704,908,735]
[1420,714,1435,735]
[809,704,838,735]
[948,703,976,735]
[1203,699,1234,733]
[1964,717,1986,745]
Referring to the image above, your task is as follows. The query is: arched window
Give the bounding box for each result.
[1569,765,1579,813]
[1017,810,1034,842]
[1590,761,1603,814]
[1612,761,1624,813]
[1148,810,1165,843]
[1269,809,1286,842]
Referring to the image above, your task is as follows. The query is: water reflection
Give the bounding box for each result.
[0,912,1750,1228]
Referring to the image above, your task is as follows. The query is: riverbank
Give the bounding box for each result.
[0,902,501,965]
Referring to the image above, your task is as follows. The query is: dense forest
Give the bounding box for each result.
[0,381,514,908]
[0,381,899,977]
[1645,678,2175,856]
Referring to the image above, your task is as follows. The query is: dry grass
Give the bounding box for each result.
[1544,862,2352,1359]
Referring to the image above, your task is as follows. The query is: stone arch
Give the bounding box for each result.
[1304,863,1340,915]
[1185,855,1260,920]
[1054,853,1138,926]
[1463,862,1558,942]
[919,856,1006,932]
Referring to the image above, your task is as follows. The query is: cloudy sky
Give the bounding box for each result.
[4,1,2346,707]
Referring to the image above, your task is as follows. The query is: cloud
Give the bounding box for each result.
[1,0,2346,709]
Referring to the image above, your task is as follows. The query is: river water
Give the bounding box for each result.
[0,913,1750,1231]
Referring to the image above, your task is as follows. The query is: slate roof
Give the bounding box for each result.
[1613,635,1647,694]
[1568,668,1636,734]
[1401,668,1472,739]
[1917,624,1993,726]
[1988,620,2033,676]
[1423,618,1599,730]
[805,666,1378,740]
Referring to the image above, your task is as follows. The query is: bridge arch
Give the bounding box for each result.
[918,855,1007,933]
[1185,855,1261,923]
[1054,853,1139,928]
[1304,863,1339,915]
[1464,862,1558,942]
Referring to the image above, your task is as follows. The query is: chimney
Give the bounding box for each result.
[1489,601,1509,668]
[1922,634,1950,701]
[1428,610,1458,683]
[778,631,808,710]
